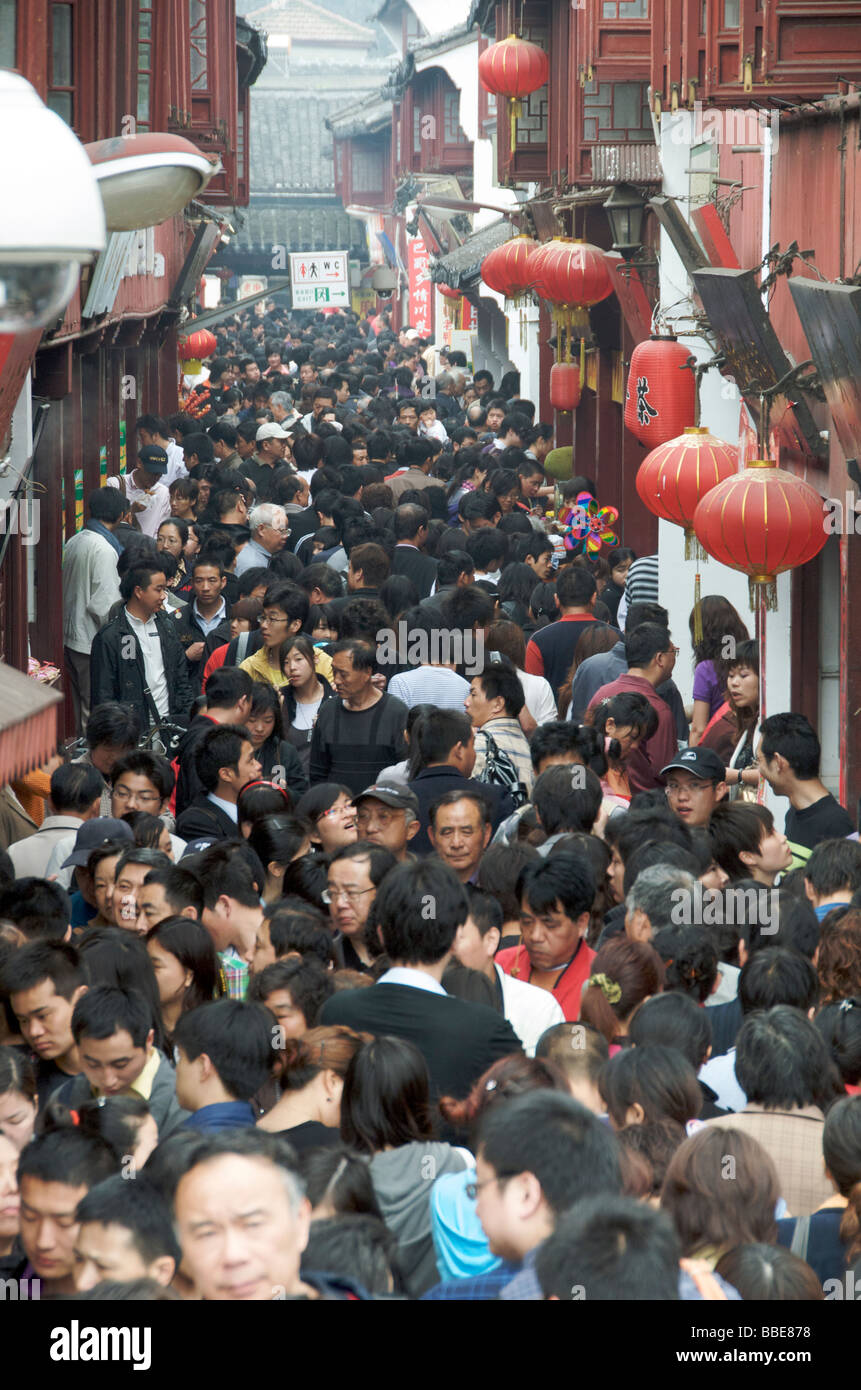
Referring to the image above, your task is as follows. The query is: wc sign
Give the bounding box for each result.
[289,252,350,308]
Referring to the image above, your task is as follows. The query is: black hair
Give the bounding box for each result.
[628,992,713,1071]
[249,957,334,1026]
[147,916,223,1014]
[174,1000,273,1100]
[651,926,719,1004]
[76,1174,180,1266]
[427,789,492,829]
[111,751,175,801]
[600,1044,703,1129]
[478,1092,622,1217]
[302,1214,406,1298]
[85,703,142,751]
[814,1000,861,1086]
[89,487,130,524]
[1,939,84,1000]
[536,1196,681,1301]
[142,864,205,918]
[624,623,672,669]
[472,654,524,717]
[194,724,253,794]
[371,859,468,965]
[237,777,292,827]
[340,1035,434,1155]
[738,945,820,1014]
[17,1129,118,1190]
[806,839,861,899]
[532,765,603,836]
[76,927,165,1050]
[264,905,335,968]
[759,712,822,780]
[517,851,595,922]
[298,1145,383,1220]
[71,985,154,1049]
[248,815,310,875]
[528,720,585,772]
[734,1005,844,1109]
[184,844,261,911]
[0,879,72,941]
[205,667,253,710]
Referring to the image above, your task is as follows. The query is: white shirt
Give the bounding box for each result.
[376,966,447,996]
[164,439,187,487]
[387,666,470,711]
[106,473,171,538]
[207,793,238,823]
[495,963,565,1056]
[125,608,169,717]
[518,669,558,725]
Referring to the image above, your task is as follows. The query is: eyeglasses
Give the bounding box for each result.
[322,887,375,905]
[113,787,161,805]
[665,781,713,796]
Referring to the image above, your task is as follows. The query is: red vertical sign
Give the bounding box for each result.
[407,238,433,338]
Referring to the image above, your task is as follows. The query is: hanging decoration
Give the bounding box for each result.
[692,458,828,610]
[529,238,613,375]
[480,235,540,350]
[178,327,217,376]
[558,493,620,555]
[635,426,738,560]
[624,334,696,447]
[478,34,549,153]
[549,362,581,412]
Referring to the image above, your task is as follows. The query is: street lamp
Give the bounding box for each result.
[0,73,105,331]
[85,133,219,232]
[602,183,646,261]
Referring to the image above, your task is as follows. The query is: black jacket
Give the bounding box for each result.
[173,605,232,693]
[391,544,438,600]
[90,607,195,731]
[321,982,522,1105]
[408,765,513,856]
[176,794,240,843]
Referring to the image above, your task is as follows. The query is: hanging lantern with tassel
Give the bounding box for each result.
[692,458,828,611]
[529,237,613,372]
[478,34,549,154]
[635,427,738,560]
[480,236,539,302]
[624,334,696,447]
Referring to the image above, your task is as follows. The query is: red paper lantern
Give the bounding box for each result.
[624,335,696,447]
[529,239,613,310]
[437,284,462,300]
[178,328,217,362]
[478,34,549,153]
[478,34,549,98]
[692,458,828,608]
[480,236,539,299]
[636,426,738,557]
[549,362,581,412]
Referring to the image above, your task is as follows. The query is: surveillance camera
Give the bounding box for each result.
[375,288,394,300]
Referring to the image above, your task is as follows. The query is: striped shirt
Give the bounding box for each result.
[619,553,659,629]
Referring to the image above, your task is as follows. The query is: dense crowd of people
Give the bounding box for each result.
[1,301,858,1302]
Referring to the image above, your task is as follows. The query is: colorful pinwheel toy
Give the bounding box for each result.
[558,492,620,554]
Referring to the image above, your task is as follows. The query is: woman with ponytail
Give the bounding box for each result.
[579,937,665,1052]
[257,1025,370,1153]
[587,692,658,809]
[777,1094,861,1286]
[41,1094,158,1171]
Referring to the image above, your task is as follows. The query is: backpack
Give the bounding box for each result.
[476,729,528,809]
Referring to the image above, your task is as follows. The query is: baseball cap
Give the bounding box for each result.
[137,445,169,474]
[661,747,726,782]
[353,784,420,817]
[256,422,289,442]
[61,817,135,869]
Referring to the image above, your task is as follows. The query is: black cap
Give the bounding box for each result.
[354,783,420,817]
[661,747,726,781]
[137,445,169,474]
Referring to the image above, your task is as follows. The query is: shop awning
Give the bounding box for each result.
[431,218,515,291]
[0,663,63,784]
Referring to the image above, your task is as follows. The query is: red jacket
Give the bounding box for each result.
[495,940,596,1021]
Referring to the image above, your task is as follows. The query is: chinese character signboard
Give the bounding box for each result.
[408,239,433,338]
[289,253,350,308]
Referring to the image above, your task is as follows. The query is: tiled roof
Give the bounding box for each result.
[245,0,375,42]
[233,203,367,255]
[433,218,515,288]
[250,90,340,194]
